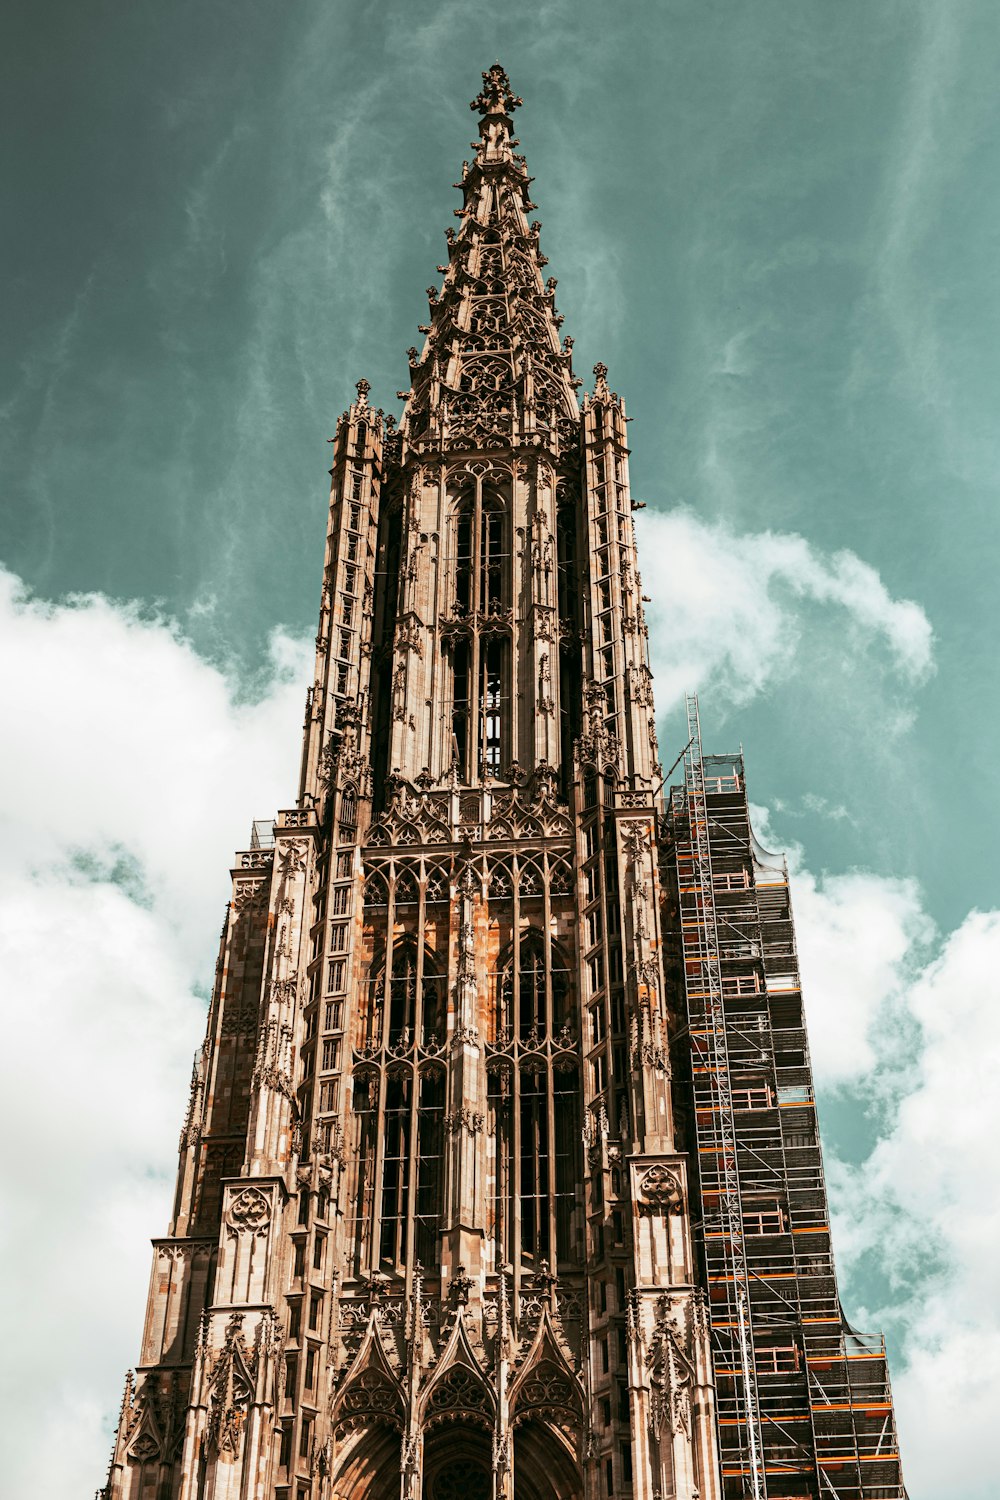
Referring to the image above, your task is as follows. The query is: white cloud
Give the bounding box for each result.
[0,549,963,1500]
[736,803,997,1498]
[0,874,204,1491]
[827,910,1000,1500]
[0,567,311,1497]
[0,566,311,962]
[636,507,933,712]
[791,866,931,1085]
[748,801,933,1088]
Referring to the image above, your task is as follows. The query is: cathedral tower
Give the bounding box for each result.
[101,66,906,1500]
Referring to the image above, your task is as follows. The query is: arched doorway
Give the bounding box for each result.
[420,1418,582,1499]
[514,1418,583,1500]
[329,1423,402,1500]
[422,1423,492,1500]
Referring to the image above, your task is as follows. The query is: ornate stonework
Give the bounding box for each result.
[99,61,907,1500]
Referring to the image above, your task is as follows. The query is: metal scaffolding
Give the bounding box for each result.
[665,694,907,1500]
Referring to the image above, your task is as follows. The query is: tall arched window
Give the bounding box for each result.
[455,508,474,616]
[414,1069,445,1265]
[497,932,569,1042]
[451,639,471,773]
[520,1067,550,1262]
[379,1073,411,1265]
[452,493,506,617]
[480,504,504,610]
[386,939,442,1047]
[449,485,509,780]
[491,931,578,1270]
[481,640,504,774]
[351,942,448,1274]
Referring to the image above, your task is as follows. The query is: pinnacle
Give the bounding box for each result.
[470,62,522,118]
[398,66,580,452]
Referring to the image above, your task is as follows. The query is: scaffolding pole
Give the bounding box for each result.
[683,692,768,1500]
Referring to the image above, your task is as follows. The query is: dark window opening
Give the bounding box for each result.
[351,1074,377,1275]
[455,507,473,614]
[415,1071,445,1266]
[480,505,504,608]
[379,1074,412,1267]
[554,1066,580,1261]
[520,1068,550,1263]
[480,640,505,773]
[379,503,403,649]
[451,639,470,775]
[371,661,392,815]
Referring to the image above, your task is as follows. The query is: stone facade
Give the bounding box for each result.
[100,65,906,1500]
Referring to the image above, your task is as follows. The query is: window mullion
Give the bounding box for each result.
[471,630,481,779]
[546,1055,558,1264]
[369,1068,388,1277]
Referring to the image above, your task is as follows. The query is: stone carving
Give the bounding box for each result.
[638,1164,684,1214]
[444,1107,484,1135]
[336,1367,404,1434]
[231,878,265,912]
[128,1431,159,1462]
[647,1294,694,1437]
[621,820,651,860]
[206,1312,255,1458]
[511,1360,578,1425]
[277,841,307,876]
[227,1187,270,1234]
[426,1362,489,1419]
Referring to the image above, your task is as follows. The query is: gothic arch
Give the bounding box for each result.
[488,927,581,1269]
[331,1320,406,1438]
[419,1317,495,1433]
[330,1422,402,1500]
[509,1308,584,1432]
[364,868,389,907]
[496,929,571,1041]
[422,1423,492,1500]
[513,1419,584,1500]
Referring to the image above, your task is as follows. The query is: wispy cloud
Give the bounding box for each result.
[849,0,999,489]
[637,506,934,714]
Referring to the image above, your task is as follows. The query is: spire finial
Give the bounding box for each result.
[355,378,370,409]
[593,362,610,397]
[471,62,522,118]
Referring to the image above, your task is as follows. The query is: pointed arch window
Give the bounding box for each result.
[520,1066,550,1262]
[379,1073,411,1264]
[480,505,504,610]
[481,641,504,774]
[386,939,443,1048]
[497,931,570,1043]
[351,942,447,1274]
[490,929,579,1271]
[455,508,474,616]
[448,485,510,780]
[451,491,507,617]
[414,1069,445,1265]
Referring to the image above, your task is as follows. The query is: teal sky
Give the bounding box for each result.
[2,3,999,1496]
[5,0,999,930]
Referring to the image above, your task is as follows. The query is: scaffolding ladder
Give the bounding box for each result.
[682,693,768,1500]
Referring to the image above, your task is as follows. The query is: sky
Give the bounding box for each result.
[2,1,999,1495]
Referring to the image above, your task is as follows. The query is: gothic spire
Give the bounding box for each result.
[400,65,581,454]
